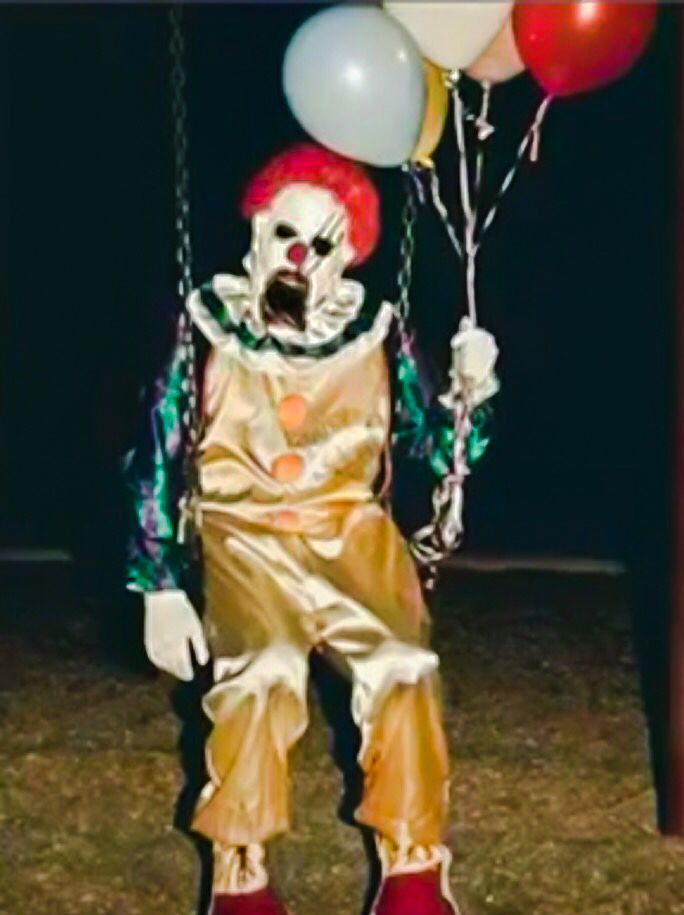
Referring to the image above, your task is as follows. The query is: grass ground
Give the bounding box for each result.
[1,567,683,915]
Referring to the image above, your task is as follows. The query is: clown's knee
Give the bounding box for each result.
[203,642,309,730]
[349,638,440,727]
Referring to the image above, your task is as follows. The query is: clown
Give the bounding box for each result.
[126,145,498,915]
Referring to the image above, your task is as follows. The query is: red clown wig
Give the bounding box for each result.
[241,144,380,265]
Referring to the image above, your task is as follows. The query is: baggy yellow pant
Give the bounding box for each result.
[191,507,450,850]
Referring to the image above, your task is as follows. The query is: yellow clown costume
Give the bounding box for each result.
[126,145,498,915]
[190,283,449,854]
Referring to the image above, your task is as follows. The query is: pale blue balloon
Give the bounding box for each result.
[283,5,426,168]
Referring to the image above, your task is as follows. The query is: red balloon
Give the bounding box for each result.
[513,1,657,96]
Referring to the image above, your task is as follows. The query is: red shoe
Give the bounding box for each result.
[372,869,458,915]
[210,887,289,915]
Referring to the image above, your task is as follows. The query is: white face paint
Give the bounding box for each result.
[244,183,360,345]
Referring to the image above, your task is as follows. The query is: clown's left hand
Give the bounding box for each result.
[440,316,499,410]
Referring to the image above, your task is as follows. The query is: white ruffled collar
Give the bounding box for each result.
[213,270,366,348]
[188,274,395,376]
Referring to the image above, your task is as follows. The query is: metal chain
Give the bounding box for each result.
[169,4,199,467]
[395,166,419,326]
[170,4,193,301]
[394,165,460,591]
[410,398,472,591]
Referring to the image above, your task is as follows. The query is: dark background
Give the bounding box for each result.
[0,3,677,593]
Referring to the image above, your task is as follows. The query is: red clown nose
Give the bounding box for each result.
[287,242,308,266]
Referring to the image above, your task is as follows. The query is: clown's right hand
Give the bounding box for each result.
[143,590,210,681]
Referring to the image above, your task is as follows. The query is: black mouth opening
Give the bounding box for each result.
[262,271,309,332]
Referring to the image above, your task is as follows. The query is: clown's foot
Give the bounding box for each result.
[210,844,289,915]
[372,870,457,915]
[210,888,288,915]
[372,839,461,915]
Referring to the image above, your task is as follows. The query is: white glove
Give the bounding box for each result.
[441,316,499,409]
[143,589,210,681]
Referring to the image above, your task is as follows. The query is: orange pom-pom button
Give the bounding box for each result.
[271,453,304,483]
[273,510,299,532]
[277,394,308,433]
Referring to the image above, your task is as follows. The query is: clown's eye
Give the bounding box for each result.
[274,223,297,240]
[312,236,335,257]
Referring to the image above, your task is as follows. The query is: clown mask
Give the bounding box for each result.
[244,184,356,344]
[237,145,380,347]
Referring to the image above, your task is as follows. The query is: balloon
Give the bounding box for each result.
[412,60,449,163]
[513,1,657,97]
[466,17,525,85]
[283,5,426,167]
[384,1,512,71]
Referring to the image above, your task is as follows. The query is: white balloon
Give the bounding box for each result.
[284,5,426,167]
[384,1,512,71]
